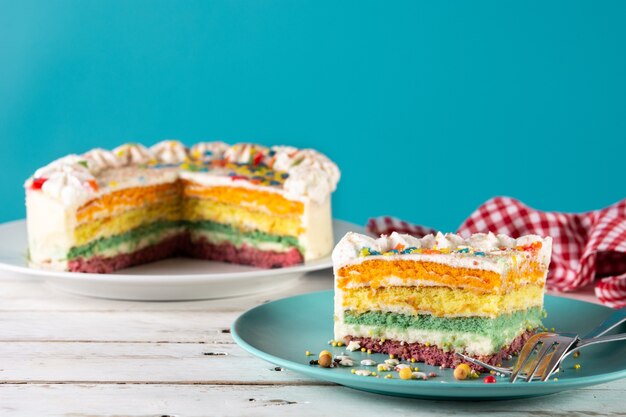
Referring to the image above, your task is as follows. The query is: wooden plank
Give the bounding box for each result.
[0,311,239,343]
[0,341,320,384]
[1,382,625,417]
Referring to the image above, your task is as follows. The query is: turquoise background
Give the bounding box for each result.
[2,1,625,231]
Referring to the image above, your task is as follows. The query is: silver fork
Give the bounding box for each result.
[455,307,626,380]
[510,331,578,382]
[511,331,626,382]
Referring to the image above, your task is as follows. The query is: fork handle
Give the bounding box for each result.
[575,332,626,350]
[582,307,626,339]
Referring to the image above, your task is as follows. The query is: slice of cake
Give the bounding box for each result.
[25,140,339,272]
[333,231,552,369]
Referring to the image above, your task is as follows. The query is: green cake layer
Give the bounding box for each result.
[343,308,543,349]
[67,220,302,260]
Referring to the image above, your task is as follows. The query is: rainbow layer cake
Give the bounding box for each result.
[25,141,339,272]
[333,231,552,369]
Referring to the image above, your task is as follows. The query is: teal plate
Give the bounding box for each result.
[232,290,626,400]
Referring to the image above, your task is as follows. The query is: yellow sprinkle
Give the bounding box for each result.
[331,342,337,347]
[109,181,119,187]
[351,369,356,374]
[490,370,496,375]
[359,248,369,257]
[410,358,416,363]
[574,364,581,370]
[385,374,392,379]
[553,377,559,382]
[389,354,395,359]
[573,351,580,358]
[371,372,377,376]
[413,366,419,372]
[361,348,366,352]
[550,327,555,332]
[399,367,413,380]
[425,343,431,347]
[305,351,311,356]
[367,349,372,354]
[380,338,386,343]
[337,342,344,347]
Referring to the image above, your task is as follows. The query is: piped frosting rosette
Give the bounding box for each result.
[25,140,341,207]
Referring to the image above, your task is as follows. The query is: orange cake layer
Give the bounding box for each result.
[336,259,546,294]
[182,181,304,216]
[77,182,181,223]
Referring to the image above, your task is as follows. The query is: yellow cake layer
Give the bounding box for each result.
[74,202,181,245]
[341,285,544,318]
[183,198,303,237]
[336,259,546,294]
[183,181,304,216]
[77,182,181,224]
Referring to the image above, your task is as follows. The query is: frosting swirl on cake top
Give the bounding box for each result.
[25,140,340,207]
[333,231,552,268]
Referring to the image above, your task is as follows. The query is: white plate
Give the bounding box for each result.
[0,219,363,301]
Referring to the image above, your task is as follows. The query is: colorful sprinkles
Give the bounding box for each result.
[357,242,538,258]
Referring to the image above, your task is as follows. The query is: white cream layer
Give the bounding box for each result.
[333,231,553,270]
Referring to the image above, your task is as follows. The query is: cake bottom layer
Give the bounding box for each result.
[67,234,304,273]
[185,236,303,268]
[67,235,182,273]
[346,329,534,371]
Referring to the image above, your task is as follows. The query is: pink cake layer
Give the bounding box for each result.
[185,237,303,268]
[67,235,303,273]
[346,329,534,371]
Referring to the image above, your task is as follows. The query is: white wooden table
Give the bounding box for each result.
[1,270,624,416]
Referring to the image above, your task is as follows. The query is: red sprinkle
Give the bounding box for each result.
[87,179,99,191]
[483,375,497,384]
[31,177,47,190]
[230,175,248,181]
[253,152,264,166]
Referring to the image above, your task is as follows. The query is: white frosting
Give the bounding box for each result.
[189,142,229,163]
[41,165,97,206]
[113,143,153,165]
[224,143,269,164]
[33,154,86,179]
[26,141,340,207]
[468,232,500,251]
[332,231,553,270]
[273,147,341,204]
[83,148,123,174]
[150,140,188,164]
[389,232,423,250]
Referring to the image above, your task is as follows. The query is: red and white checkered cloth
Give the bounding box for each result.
[366,196,626,309]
